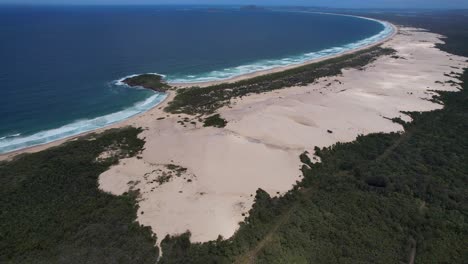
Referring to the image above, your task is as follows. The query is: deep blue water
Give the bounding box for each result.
[0,6,391,153]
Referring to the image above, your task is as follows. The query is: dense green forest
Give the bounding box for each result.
[0,128,159,263]
[0,11,467,264]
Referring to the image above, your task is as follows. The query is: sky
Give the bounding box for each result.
[0,0,467,9]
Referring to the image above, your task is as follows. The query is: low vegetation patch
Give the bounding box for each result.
[203,114,228,128]
[123,74,170,92]
[166,164,188,177]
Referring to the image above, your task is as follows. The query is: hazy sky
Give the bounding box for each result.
[1,0,467,9]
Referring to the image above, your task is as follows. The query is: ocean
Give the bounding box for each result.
[0,6,392,154]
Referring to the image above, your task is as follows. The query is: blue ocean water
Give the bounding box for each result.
[0,6,392,153]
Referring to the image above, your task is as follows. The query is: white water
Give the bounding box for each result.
[0,92,167,154]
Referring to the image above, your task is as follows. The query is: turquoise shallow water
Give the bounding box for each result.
[0,6,392,154]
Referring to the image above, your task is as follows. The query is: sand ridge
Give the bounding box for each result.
[98,27,468,244]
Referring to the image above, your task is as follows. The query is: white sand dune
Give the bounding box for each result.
[98,27,468,244]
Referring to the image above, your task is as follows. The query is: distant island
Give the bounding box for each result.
[122,74,170,92]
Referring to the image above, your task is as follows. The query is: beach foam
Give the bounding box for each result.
[0,92,167,154]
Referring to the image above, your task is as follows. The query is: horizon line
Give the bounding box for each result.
[0,3,467,11]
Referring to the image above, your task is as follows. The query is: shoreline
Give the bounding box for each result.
[171,21,397,88]
[0,17,397,161]
[0,91,175,161]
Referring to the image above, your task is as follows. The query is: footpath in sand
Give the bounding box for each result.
[98,27,468,244]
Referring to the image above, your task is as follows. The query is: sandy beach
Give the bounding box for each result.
[2,24,467,245]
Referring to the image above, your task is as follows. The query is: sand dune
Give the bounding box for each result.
[98,27,468,244]
[1,25,463,245]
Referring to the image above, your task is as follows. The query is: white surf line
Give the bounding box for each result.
[0,92,168,155]
[167,11,396,85]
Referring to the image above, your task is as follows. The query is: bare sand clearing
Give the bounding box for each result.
[98,27,468,244]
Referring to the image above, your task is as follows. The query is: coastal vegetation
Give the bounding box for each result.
[123,74,170,92]
[165,47,395,115]
[0,128,159,263]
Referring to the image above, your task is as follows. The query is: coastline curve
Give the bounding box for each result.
[0,12,396,156]
[0,92,167,154]
[167,12,396,85]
